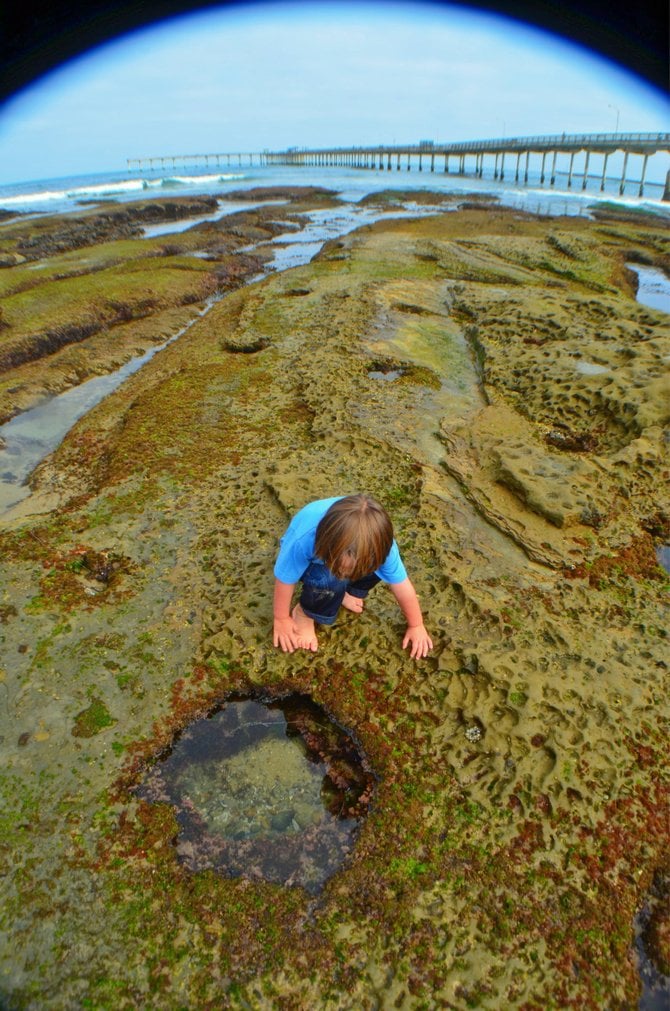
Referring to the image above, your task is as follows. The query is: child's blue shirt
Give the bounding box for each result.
[273,497,408,585]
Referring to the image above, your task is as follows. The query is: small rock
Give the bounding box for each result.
[270,810,296,832]
[0,253,26,268]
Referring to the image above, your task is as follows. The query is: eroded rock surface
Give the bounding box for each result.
[0,198,668,1009]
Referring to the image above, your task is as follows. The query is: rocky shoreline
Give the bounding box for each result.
[0,188,341,424]
[0,190,668,1009]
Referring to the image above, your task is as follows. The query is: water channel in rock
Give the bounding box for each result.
[628,263,670,316]
[0,297,219,513]
[134,694,376,895]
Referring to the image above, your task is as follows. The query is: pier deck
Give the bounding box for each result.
[128,133,670,198]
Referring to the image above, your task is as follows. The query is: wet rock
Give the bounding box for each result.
[82,549,124,585]
[637,870,670,994]
[222,185,337,203]
[0,252,26,267]
[0,321,103,374]
[270,810,296,832]
[12,197,220,260]
[545,427,598,453]
[358,189,460,207]
[462,654,479,675]
[221,334,270,353]
[641,512,670,539]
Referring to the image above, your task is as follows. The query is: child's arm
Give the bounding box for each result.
[389,578,433,660]
[273,578,301,653]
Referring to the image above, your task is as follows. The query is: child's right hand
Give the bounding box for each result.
[402,623,434,660]
[273,616,301,653]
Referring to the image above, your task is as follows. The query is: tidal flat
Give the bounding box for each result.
[0,189,668,1009]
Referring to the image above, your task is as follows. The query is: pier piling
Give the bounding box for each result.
[582,151,591,190]
[620,151,629,194]
[639,154,649,196]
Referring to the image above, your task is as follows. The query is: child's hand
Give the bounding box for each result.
[402,624,433,660]
[273,616,301,653]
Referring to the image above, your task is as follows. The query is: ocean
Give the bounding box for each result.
[0,162,668,220]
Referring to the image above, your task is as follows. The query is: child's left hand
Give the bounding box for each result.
[403,624,433,660]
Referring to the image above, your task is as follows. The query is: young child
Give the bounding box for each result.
[273,494,433,659]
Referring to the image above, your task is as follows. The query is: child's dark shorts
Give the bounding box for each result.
[299,561,381,625]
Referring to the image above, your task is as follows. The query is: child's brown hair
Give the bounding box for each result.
[314,494,394,581]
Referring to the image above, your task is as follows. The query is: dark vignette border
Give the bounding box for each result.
[1,0,668,107]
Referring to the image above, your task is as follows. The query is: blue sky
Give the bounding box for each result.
[0,0,668,185]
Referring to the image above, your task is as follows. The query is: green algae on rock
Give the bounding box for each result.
[72,696,117,737]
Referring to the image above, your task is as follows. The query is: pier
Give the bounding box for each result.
[126,152,260,172]
[128,132,670,198]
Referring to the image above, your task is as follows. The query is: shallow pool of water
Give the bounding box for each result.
[369,369,403,381]
[134,694,375,894]
[634,870,670,1010]
[141,198,289,238]
[656,545,670,574]
[628,263,670,315]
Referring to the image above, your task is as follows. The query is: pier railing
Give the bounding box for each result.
[128,133,670,199]
[126,152,258,171]
[274,133,670,157]
[442,132,669,155]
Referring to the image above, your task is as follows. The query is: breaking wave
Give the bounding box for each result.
[0,173,249,209]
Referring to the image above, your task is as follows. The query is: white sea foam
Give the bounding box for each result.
[0,173,248,208]
[1,189,73,206]
[166,173,246,185]
[1,180,146,206]
[70,179,148,198]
